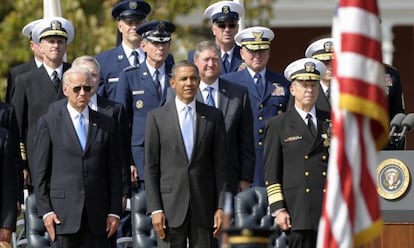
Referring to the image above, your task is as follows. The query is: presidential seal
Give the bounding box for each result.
[377,158,410,200]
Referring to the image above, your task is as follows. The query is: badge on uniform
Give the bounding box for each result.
[136,100,144,109]
[321,119,332,147]
[384,73,393,95]
[271,83,286,96]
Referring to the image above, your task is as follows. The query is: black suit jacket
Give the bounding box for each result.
[196,80,255,194]
[0,127,17,231]
[12,63,70,168]
[0,103,24,203]
[31,101,122,235]
[96,95,131,197]
[264,108,330,231]
[145,101,227,228]
[6,59,38,103]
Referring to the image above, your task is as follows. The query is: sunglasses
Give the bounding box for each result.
[216,23,237,29]
[69,85,92,93]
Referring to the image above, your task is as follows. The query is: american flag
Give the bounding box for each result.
[317,0,389,247]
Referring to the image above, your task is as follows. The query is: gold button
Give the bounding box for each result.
[323,188,326,193]
[258,128,264,134]
[259,104,264,109]
[322,171,327,176]
[322,155,327,160]
[304,155,309,160]
[258,116,263,121]
[258,141,263,147]
[305,171,310,177]
[305,188,310,193]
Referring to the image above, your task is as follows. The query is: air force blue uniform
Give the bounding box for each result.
[221,69,290,186]
[115,62,173,180]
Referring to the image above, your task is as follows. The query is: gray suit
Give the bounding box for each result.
[167,79,255,194]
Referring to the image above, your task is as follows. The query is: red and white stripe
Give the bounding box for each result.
[317,0,389,247]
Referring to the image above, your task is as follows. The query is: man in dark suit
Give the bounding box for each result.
[72,55,132,247]
[264,58,330,248]
[145,61,227,247]
[95,0,151,100]
[0,127,17,245]
[184,40,254,194]
[11,17,74,187]
[31,67,122,247]
[6,19,43,103]
[305,37,334,112]
[221,26,291,187]
[115,21,175,191]
[188,1,244,74]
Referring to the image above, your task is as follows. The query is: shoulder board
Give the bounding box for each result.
[123,65,139,72]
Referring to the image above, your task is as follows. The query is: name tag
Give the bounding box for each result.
[108,77,119,83]
[284,136,302,142]
[133,90,145,95]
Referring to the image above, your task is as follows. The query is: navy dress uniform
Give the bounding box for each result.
[188,1,244,74]
[221,26,290,187]
[115,21,175,185]
[12,17,73,172]
[305,37,334,113]
[95,0,151,100]
[264,58,330,248]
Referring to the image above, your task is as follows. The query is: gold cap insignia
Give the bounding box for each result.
[222,6,230,14]
[304,62,316,73]
[252,31,264,42]
[129,2,137,10]
[324,41,333,53]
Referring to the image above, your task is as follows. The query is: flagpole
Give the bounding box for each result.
[43,0,62,18]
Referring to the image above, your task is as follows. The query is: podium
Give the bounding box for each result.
[376,151,414,247]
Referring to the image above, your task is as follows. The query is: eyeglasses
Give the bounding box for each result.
[69,85,92,93]
[216,23,237,29]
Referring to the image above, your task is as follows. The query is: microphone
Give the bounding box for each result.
[396,113,414,145]
[389,113,406,138]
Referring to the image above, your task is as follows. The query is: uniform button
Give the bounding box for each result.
[84,173,88,177]
[259,104,264,109]
[305,171,310,177]
[258,141,263,147]
[322,171,327,176]
[305,188,310,193]
[323,188,326,193]
[304,155,309,160]
[258,128,264,134]
[322,155,327,160]
[258,116,263,121]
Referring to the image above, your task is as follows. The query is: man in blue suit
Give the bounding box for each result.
[221,26,290,187]
[115,21,175,191]
[188,1,244,74]
[95,0,151,100]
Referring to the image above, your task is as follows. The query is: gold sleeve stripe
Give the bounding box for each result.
[267,183,284,205]
[20,142,27,161]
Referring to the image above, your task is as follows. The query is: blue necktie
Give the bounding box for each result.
[181,106,194,159]
[154,69,161,99]
[131,51,139,66]
[254,73,264,97]
[223,53,230,73]
[75,113,87,150]
[205,86,215,107]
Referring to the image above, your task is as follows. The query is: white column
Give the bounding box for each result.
[381,21,395,65]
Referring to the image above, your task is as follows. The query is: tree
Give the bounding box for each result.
[0,0,273,100]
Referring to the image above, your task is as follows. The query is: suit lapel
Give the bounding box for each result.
[290,110,316,153]
[217,80,230,115]
[59,104,84,153]
[84,108,99,154]
[193,102,207,161]
[241,70,261,101]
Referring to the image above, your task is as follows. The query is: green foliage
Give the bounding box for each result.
[0,0,273,101]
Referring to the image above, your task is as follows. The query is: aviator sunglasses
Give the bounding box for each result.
[69,85,92,93]
[216,22,237,29]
